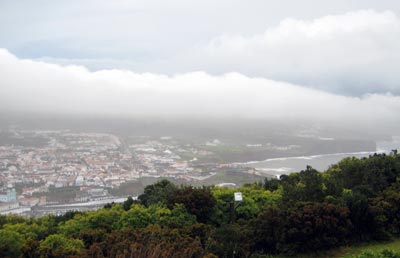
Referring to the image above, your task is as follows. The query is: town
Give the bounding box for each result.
[0,128,261,217]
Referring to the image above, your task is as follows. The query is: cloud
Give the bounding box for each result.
[4,5,400,96]
[177,10,400,95]
[0,48,399,134]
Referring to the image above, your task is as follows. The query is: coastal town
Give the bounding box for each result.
[0,125,380,217]
[0,128,259,217]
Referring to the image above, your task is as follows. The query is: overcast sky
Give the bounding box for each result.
[0,1,400,133]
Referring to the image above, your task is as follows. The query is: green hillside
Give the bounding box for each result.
[1,153,400,257]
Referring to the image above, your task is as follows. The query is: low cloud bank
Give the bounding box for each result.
[0,48,399,134]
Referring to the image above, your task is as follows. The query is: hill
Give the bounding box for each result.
[1,152,400,257]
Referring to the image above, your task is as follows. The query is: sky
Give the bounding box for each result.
[0,0,400,133]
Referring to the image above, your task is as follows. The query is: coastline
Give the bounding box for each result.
[234,151,380,166]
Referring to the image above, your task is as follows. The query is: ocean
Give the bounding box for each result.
[239,137,400,177]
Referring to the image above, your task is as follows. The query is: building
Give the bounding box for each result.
[18,197,40,207]
[0,188,17,202]
[0,202,19,212]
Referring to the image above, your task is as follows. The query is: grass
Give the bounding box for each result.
[191,170,264,187]
[264,239,400,258]
[338,239,400,257]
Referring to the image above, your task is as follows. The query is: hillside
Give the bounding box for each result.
[1,152,400,257]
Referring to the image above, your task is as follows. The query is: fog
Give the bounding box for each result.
[0,48,399,135]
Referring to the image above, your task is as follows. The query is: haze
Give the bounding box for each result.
[0,1,400,136]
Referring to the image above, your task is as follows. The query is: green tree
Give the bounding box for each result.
[168,186,217,223]
[157,203,197,228]
[58,213,90,237]
[264,178,280,191]
[118,204,156,229]
[3,222,48,241]
[38,234,84,258]
[281,166,325,204]
[122,196,134,211]
[138,179,177,206]
[0,229,23,258]
[251,206,282,254]
[279,202,352,254]
[210,223,251,258]
[344,191,376,241]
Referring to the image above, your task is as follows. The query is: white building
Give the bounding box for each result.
[0,202,19,212]
[0,188,17,202]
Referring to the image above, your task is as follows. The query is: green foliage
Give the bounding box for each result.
[86,206,123,231]
[122,196,135,211]
[38,234,84,257]
[59,205,123,236]
[54,210,82,224]
[211,184,281,225]
[3,222,47,241]
[281,166,325,204]
[0,153,400,257]
[333,154,400,194]
[119,204,156,229]
[251,202,352,255]
[161,203,197,228]
[138,179,177,206]
[353,249,400,258]
[210,223,251,258]
[100,224,211,258]
[0,229,23,257]
[282,202,352,253]
[58,213,91,237]
[1,215,25,226]
[264,178,280,191]
[168,185,217,223]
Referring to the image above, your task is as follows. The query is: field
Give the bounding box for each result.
[338,239,400,257]
[191,170,266,187]
[269,239,400,258]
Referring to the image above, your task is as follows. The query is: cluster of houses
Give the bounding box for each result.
[0,130,242,216]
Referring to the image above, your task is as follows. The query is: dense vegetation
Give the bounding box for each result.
[1,153,400,257]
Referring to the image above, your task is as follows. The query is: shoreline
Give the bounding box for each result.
[233,151,381,166]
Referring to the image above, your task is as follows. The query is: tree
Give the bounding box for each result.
[38,234,84,258]
[210,223,251,258]
[74,228,106,249]
[101,225,208,258]
[281,166,325,204]
[138,179,177,206]
[264,178,280,191]
[344,190,376,241]
[0,229,23,258]
[86,206,123,232]
[168,186,217,223]
[278,202,352,254]
[251,207,283,254]
[160,203,197,228]
[118,204,156,229]
[122,196,134,211]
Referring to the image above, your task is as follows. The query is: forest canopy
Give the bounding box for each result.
[1,153,400,257]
